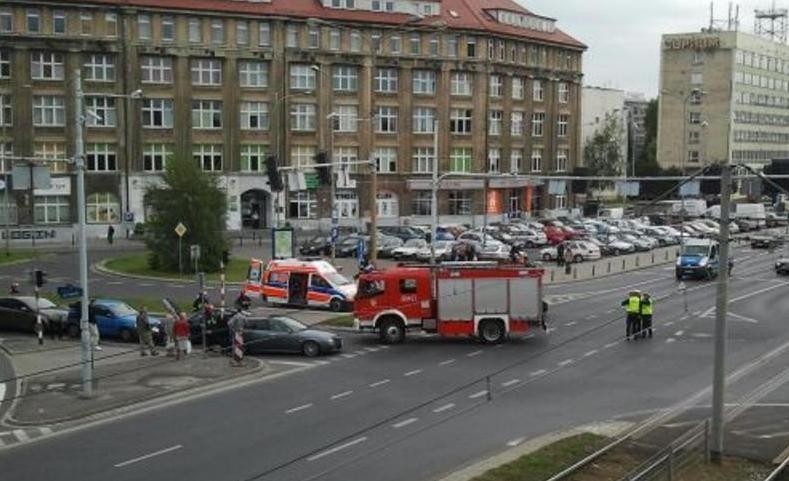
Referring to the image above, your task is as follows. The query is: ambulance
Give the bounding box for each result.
[243,259,356,312]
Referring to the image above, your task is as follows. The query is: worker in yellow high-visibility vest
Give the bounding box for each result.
[640,293,654,338]
[621,290,642,341]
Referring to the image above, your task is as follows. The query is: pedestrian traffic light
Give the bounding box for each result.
[265,155,284,192]
[34,269,46,288]
[316,151,332,187]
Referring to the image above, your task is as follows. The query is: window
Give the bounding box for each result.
[410,33,421,55]
[533,80,544,101]
[372,33,382,54]
[53,10,66,35]
[510,150,522,173]
[511,111,524,136]
[350,31,362,52]
[142,98,174,128]
[33,96,65,126]
[239,61,268,88]
[688,150,700,163]
[259,22,271,46]
[105,13,117,37]
[286,24,298,48]
[333,147,359,173]
[531,148,542,172]
[78,11,93,35]
[85,97,117,127]
[429,34,439,56]
[688,130,700,144]
[240,145,266,172]
[329,29,341,50]
[143,144,172,172]
[140,56,173,84]
[240,101,269,130]
[290,103,317,131]
[161,16,175,42]
[449,191,472,215]
[558,82,569,103]
[450,148,472,172]
[488,148,501,173]
[291,145,316,171]
[210,19,224,45]
[490,75,502,97]
[489,110,502,136]
[0,9,12,33]
[412,191,432,216]
[0,94,11,126]
[326,190,356,219]
[192,100,223,129]
[374,68,398,93]
[689,112,701,124]
[137,14,151,39]
[289,191,316,219]
[86,143,117,171]
[690,90,703,105]
[290,64,316,90]
[236,21,249,46]
[0,50,9,78]
[332,65,358,92]
[188,18,202,43]
[308,28,320,49]
[532,112,545,137]
[86,192,120,223]
[333,105,358,132]
[512,77,524,100]
[553,195,567,210]
[31,52,65,80]
[413,107,436,133]
[377,191,399,218]
[412,147,435,173]
[374,148,397,173]
[389,35,402,54]
[451,72,473,96]
[375,106,398,133]
[191,59,222,86]
[34,195,70,224]
[466,37,476,57]
[690,72,703,85]
[412,70,436,94]
[557,114,569,137]
[34,142,68,173]
[556,148,568,172]
[27,9,41,33]
[447,35,459,57]
[194,144,223,171]
[84,54,115,82]
[497,40,505,61]
[450,109,472,135]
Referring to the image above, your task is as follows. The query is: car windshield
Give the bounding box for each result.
[108,302,137,316]
[682,245,710,256]
[434,241,450,249]
[271,316,308,332]
[36,298,57,309]
[324,271,353,286]
[405,239,426,247]
[621,234,638,242]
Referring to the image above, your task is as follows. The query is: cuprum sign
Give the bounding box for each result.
[663,36,721,50]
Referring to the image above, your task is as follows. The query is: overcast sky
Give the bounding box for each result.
[519,0,781,97]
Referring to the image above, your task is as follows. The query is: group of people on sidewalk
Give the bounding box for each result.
[135,307,191,360]
[621,290,655,340]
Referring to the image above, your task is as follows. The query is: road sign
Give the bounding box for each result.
[57,284,83,299]
[174,222,187,238]
[356,237,367,265]
[331,226,339,243]
[190,244,201,261]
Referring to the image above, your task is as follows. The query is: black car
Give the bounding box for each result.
[187,308,241,349]
[337,235,367,257]
[751,235,778,249]
[776,258,789,275]
[0,296,68,334]
[299,235,332,256]
[237,313,341,357]
[377,226,425,242]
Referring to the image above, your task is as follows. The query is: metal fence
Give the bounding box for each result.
[618,420,710,481]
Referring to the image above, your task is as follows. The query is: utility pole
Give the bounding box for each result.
[2,118,9,254]
[711,162,732,463]
[74,69,93,398]
[369,157,378,263]
[430,119,439,266]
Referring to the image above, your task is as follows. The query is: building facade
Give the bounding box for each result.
[0,0,584,237]
[580,85,627,169]
[658,29,789,172]
[624,91,648,174]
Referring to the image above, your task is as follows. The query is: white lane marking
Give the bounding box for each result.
[565,321,577,327]
[433,403,455,413]
[469,390,488,399]
[138,283,153,287]
[558,359,574,367]
[438,359,456,366]
[404,369,422,377]
[501,379,520,387]
[665,321,675,327]
[364,347,379,352]
[466,350,483,357]
[604,342,619,349]
[666,338,676,344]
[312,360,330,366]
[108,281,123,285]
[39,427,52,436]
[730,281,789,302]
[674,330,685,337]
[729,312,760,324]
[692,333,713,338]
[13,429,29,442]
[114,445,183,468]
[583,349,599,358]
[330,390,353,400]
[379,345,390,349]
[307,437,368,462]
[506,437,526,447]
[530,369,547,377]
[587,314,598,319]
[353,350,366,355]
[285,403,313,414]
[392,417,419,429]
[0,383,5,403]
[546,328,557,333]
[369,379,390,388]
[341,354,357,359]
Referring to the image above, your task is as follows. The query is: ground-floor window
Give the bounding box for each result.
[412,191,432,216]
[335,190,358,218]
[376,191,398,217]
[289,191,316,219]
[553,194,567,210]
[508,189,521,215]
[34,195,70,224]
[86,192,120,223]
[448,190,472,215]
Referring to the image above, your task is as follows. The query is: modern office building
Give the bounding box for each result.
[0,0,584,239]
[658,26,789,172]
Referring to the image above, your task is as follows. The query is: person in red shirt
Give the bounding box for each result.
[173,312,191,361]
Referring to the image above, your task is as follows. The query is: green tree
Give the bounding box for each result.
[144,156,227,273]
[583,111,624,189]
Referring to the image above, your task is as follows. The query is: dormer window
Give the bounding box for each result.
[488,9,556,33]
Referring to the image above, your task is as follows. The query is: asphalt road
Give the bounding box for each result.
[1,243,789,481]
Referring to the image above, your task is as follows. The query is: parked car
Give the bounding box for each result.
[734,218,758,232]
[751,235,779,249]
[604,236,637,255]
[236,312,342,357]
[642,227,676,247]
[457,231,500,246]
[617,233,652,252]
[336,235,367,258]
[0,296,69,334]
[415,240,456,262]
[377,236,404,258]
[766,212,789,228]
[477,241,511,261]
[299,235,332,256]
[65,299,163,343]
[392,238,429,260]
[540,241,601,262]
[509,227,548,247]
[776,258,789,275]
[586,237,616,256]
[377,226,425,242]
[187,308,241,347]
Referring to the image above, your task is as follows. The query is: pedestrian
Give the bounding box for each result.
[163,313,176,356]
[136,306,158,356]
[174,311,190,361]
[107,225,115,245]
[640,293,654,338]
[564,247,574,274]
[192,290,209,312]
[556,242,565,266]
[8,282,20,294]
[88,299,101,351]
[621,290,642,341]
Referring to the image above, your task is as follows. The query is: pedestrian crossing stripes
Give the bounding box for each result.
[0,427,53,448]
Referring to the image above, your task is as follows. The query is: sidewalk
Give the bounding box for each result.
[540,246,680,285]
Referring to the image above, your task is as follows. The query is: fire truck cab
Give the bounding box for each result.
[354,262,546,344]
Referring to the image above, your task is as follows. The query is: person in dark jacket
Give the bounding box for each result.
[107,225,115,245]
[621,290,642,341]
[556,242,565,266]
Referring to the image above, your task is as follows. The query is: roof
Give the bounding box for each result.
[51,0,585,49]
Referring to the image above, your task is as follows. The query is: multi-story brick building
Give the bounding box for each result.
[0,0,584,237]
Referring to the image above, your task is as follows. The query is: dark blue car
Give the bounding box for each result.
[66,299,163,343]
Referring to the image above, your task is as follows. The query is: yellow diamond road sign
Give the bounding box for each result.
[174,222,187,238]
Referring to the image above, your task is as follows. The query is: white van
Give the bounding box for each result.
[735,203,766,227]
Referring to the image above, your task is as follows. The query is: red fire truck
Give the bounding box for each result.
[354,262,546,344]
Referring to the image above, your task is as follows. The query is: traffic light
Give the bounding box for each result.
[34,269,46,288]
[265,155,284,192]
[316,151,332,187]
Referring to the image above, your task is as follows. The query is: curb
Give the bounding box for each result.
[541,246,679,285]
[93,258,244,286]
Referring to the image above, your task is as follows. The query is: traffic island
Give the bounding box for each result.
[98,252,249,284]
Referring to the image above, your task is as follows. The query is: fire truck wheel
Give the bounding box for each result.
[329,298,343,312]
[479,319,505,344]
[302,341,321,357]
[378,317,405,344]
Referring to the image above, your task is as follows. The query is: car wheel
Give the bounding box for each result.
[120,328,134,343]
[526,241,535,248]
[67,324,80,338]
[478,319,505,344]
[573,254,583,263]
[329,298,343,312]
[542,253,552,261]
[302,340,321,357]
[378,317,405,344]
[614,249,621,256]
